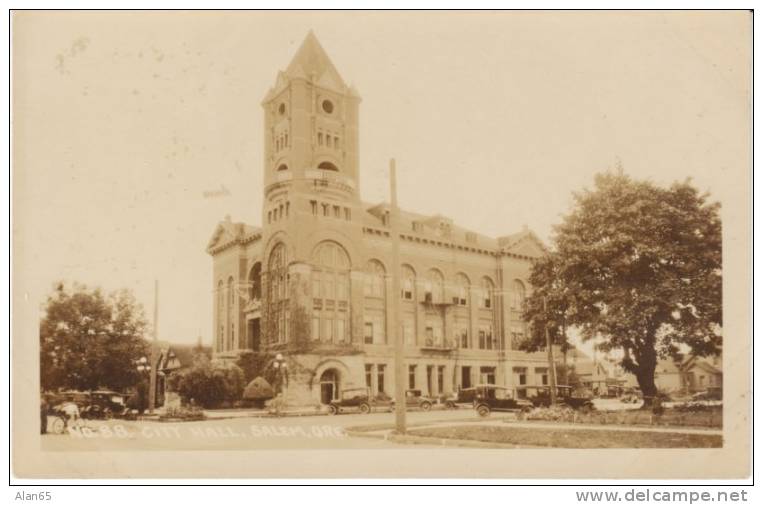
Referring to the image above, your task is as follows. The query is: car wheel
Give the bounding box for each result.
[327,404,338,416]
[103,408,113,420]
[477,405,490,418]
[359,403,371,414]
[445,401,455,410]
[50,417,66,435]
[420,401,432,412]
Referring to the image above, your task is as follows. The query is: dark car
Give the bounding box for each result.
[389,389,436,411]
[84,390,128,419]
[517,385,595,411]
[444,387,476,409]
[473,385,534,417]
[326,387,374,415]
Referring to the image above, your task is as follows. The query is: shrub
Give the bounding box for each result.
[167,355,245,408]
[159,405,205,421]
[242,377,275,408]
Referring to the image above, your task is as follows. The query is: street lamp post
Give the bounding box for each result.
[136,357,151,414]
[272,353,288,394]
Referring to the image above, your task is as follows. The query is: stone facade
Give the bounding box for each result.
[207,32,550,407]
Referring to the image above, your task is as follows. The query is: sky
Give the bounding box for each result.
[12,11,750,346]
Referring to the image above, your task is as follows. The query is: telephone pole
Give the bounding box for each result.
[390,159,406,434]
[544,296,558,404]
[148,279,159,414]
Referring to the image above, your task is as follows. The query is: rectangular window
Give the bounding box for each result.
[459,327,469,348]
[322,204,329,217]
[336,318,346,343]
[310,200,318,215]
[283,310,290,342]
[312,316,321,340]
[480,366,496,385]
[402,279,413,300]
[334,136,340,149]
[365,364,373,389]
[333,205,341,218]
[312,276,321,298]
[323,317,333,342]
[364,322,374,344]
[461,366,472,389]
[377,365,386,393]
[437,366,445,394]
[344,207,351,220]
[425,327,434,346]
[408,365,416,390]
[426,365,434,395]
[513,367,528,386]
[478,329,486,349]
[324,277,334,300]
[318,132,323,145]
[535,367,549,386]
[486,328,493,350]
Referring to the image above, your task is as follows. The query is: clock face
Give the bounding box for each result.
[322,99,334,114]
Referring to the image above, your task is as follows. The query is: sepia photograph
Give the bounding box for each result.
[9,9,752,482]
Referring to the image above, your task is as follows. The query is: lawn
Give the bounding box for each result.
[408,425,722,448]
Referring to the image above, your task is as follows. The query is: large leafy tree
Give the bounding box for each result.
[524,171,722,405]
[40,282,149,392]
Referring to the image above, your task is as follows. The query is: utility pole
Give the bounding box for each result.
[148,279,159,414]
[390,158,406,434]
[544,296,558,404]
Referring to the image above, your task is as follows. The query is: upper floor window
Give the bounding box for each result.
[312,242,351,343]
[365,260,386,298]
[480,277,494,309]
[268,243,288,303]
[454,273,470,306]
[248,262,262,301]
[424,268,444,304]
[401,265,416,301]
[277,164,288,172]
[278,102,286,115]
[511,280,526,311]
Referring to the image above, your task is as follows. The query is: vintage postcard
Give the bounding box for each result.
[11,10,751,479]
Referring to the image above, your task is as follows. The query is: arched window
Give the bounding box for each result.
[454,273,470,306]
[365,260,386,298]
[480,277,495,309]
[511,280,526,311]
[424,268,445,303]
[249,262,262,301]
[311,242,350,344]
[227,276,235,349]
[318,161,338,171]
[277,164,288,172]
[401,264,416,301]
[267,244,289,344]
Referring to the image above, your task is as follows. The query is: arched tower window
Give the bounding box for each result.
[364,260,386,298]
[277,164,288,172]
[318,161,338,171]
[311,242,350,343]
[424,268,445,304]
[267,244,289,344]
[511,279,526,311]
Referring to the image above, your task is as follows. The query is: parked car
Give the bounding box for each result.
[444,387,476,409]
[83,390,128,419]
[473,385,534,417]
[516,385,595,412]
[326,387,374,415]
[691,387,722,401]
[389,389,436,411]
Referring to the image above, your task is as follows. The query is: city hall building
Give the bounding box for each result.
[207,32,551,406]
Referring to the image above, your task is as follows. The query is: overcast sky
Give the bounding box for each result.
[13,11,750,345]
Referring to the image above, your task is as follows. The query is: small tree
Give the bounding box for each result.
[167,355,245,408]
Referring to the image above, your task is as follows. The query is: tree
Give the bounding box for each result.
[167,355,245,408]
[526,171,722,406]
[39,282,149,392]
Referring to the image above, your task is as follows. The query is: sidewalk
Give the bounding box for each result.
[203,407,326,419]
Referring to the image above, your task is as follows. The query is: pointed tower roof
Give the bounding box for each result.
[284,31,347,91]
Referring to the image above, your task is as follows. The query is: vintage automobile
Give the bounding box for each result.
[83,390,128,419]
[326,387,374,415]
[388,389,436,411]
[443,387,476,409]
[473,385,534,417]
[516,385,595,411]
